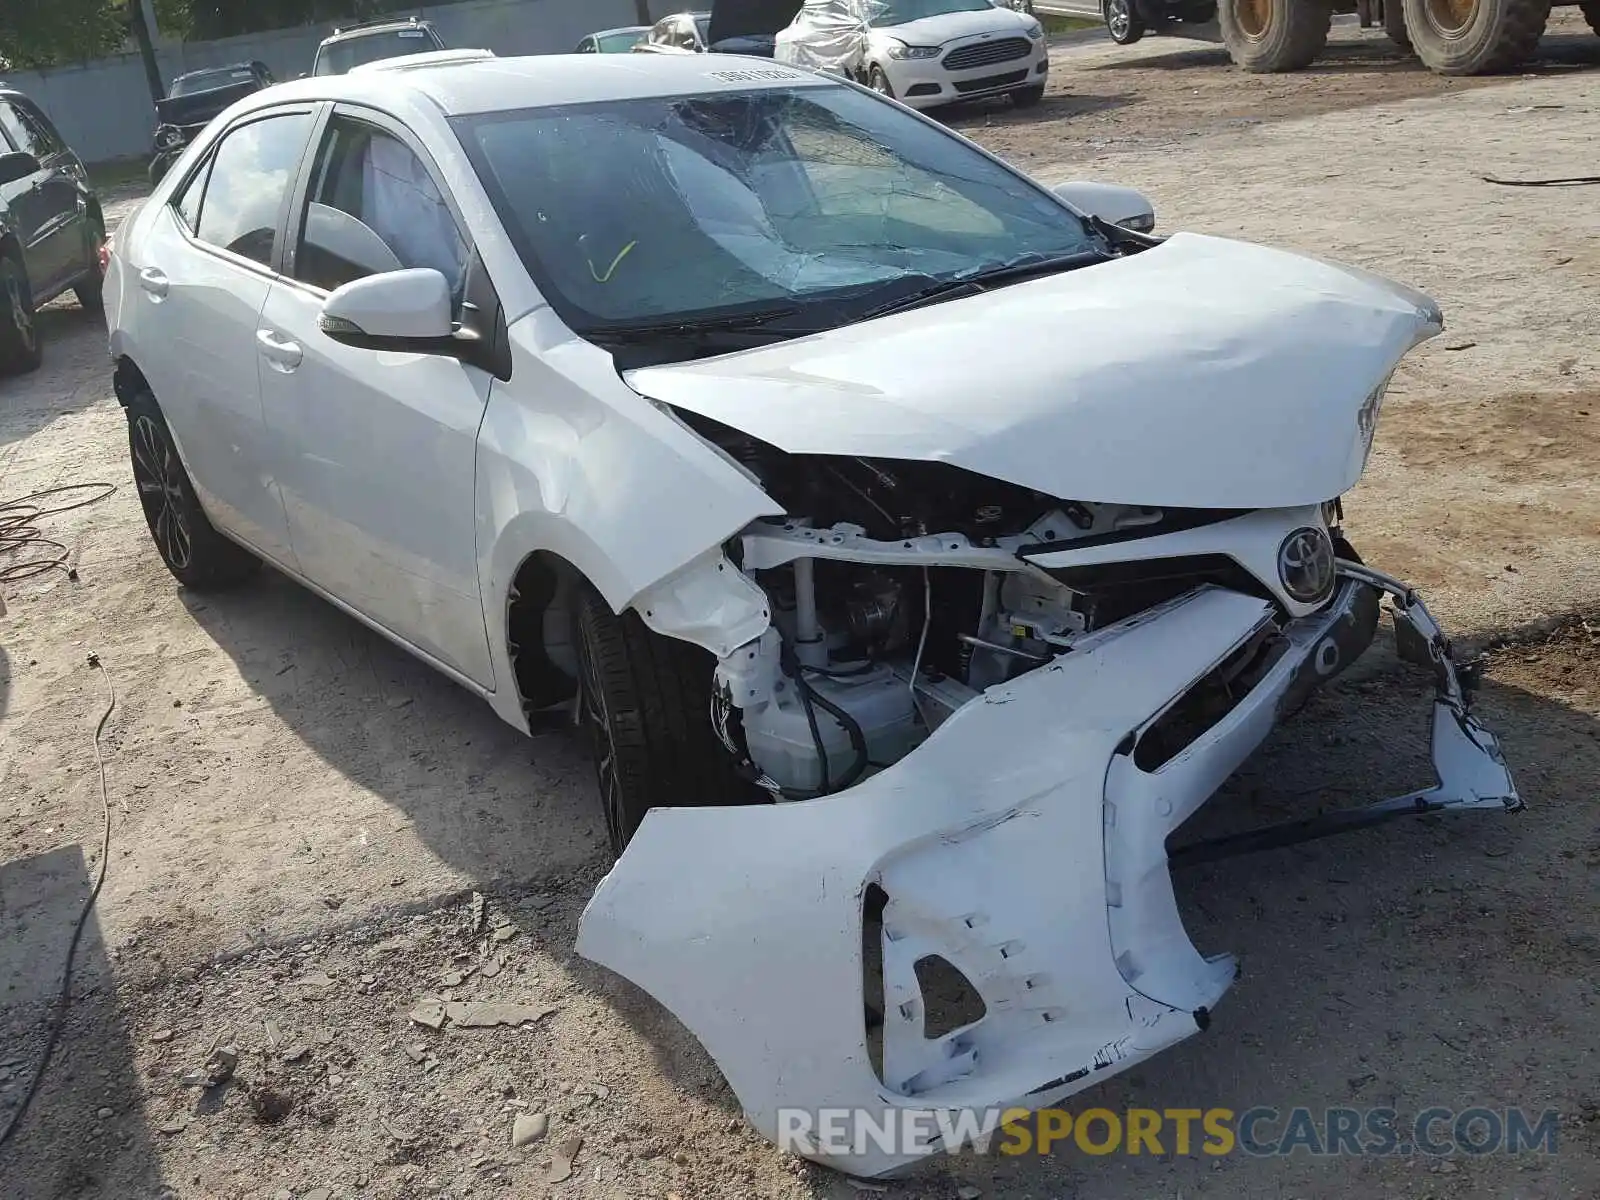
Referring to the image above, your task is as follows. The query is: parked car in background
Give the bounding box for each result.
[575,25,652,51]
[0,84,106,375]
[777,0,1048,108]
[103,52,1517,1179]
[312,15,446,76]
[149,61,275,187]
[633,11,715,52]
[633,1,790,55]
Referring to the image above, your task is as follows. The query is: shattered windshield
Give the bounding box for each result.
[871,0,993,24]
[455,84,1099,338]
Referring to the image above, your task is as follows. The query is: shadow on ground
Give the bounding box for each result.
[0,844,164,1198]
[0,305,112,454]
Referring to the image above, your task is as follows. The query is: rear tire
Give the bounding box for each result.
[1218,0,1331,70]
[1106,0,1147,43]
[1577,0,1599,33]
[1011,84,1046,107]
[0,252,42,377]
[125,388,261,590]
[571,581,756,857]
[1400,0,1549,73]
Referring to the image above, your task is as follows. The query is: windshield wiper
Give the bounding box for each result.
[583,305,805,345]
[857,250,1112,323]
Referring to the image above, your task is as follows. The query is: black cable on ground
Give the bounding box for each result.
[0,484,118,584]
[1481,173,1600,187]
[0,652,117,1153]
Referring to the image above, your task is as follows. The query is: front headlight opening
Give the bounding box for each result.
[887,41,940,58]
[1356,372,1393,458]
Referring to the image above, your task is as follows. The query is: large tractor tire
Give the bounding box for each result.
[1580,0,1600,34]
[1218,0,1332,71]
[1400,0,1550,73]
[1382,0,1413,49]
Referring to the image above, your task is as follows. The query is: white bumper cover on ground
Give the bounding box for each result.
[576,575,1518,1177]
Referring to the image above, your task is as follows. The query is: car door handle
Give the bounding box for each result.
[256,328,303,371]
[138,267,169,298]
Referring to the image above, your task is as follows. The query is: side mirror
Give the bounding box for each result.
[1051,180,1156,234]
[0,150,42,188]
[320,268,453,342]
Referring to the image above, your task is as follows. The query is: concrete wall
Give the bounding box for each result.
[2,0,648,165]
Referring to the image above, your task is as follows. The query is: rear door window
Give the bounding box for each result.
[190,112,315,267]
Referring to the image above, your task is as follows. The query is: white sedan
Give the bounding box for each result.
[104,49,1518,1178]
[779,0,1050,108]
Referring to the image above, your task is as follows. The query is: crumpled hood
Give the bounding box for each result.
[625,232,1443,510]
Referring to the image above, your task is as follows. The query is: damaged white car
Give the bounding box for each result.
[104,52,1519,1178]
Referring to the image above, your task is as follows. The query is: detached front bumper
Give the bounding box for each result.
[576,570,1518,1178]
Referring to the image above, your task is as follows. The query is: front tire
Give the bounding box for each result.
[1011,84,1046,107]
[1401,0,1549,73]
[1218,0,1331,70]
[1106,0,1147,43]
[868,64,895,98]
[571,581,754,857]
[125,388,260,590]
[1583,0,1600,34]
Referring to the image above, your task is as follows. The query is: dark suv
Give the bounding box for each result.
[0,85,106,376]
[311,16,447,76]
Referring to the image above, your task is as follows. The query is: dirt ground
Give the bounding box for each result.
[4,15,1600,1200]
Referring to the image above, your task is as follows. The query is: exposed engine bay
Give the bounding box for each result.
[676,411,1282,796]
[571,249,1525,1180]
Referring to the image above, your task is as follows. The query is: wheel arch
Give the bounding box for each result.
[113,355,150,408]
[493,527,772,731]
[503,546,583,723]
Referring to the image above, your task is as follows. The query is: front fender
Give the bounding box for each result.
[474,311,782,726]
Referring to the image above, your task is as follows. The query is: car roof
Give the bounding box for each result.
[589,25,651,35]
[248,52,830,114]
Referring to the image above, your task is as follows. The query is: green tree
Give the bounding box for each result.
[0,0,125,67]
[151,0,195,39]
